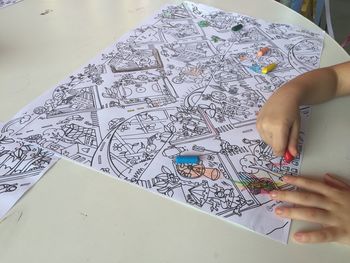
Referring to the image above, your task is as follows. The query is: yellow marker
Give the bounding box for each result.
[261,63,277,74]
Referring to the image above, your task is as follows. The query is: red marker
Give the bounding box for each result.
[284,149,294,163]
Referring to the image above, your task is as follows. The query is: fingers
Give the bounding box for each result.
[270,190,332,210]
[271,174,350,245]
[274,206,333,225]
[282,176,337,197]
[323,173,350,190]
[257,122,289,156]
[256,120,274,153]
[256,116,300,157]
[271,125,289,156]
[287,119,300,157]
[293,227,341,243]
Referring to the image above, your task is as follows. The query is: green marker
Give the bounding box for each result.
[231,24,243,31]
[198,20,209,27]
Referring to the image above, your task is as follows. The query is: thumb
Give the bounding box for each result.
[287,119,300,157]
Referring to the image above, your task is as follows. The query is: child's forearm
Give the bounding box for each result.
[274,61,350,106]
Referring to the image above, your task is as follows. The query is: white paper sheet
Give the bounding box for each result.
[2,2,324,243]
[0,123,58,220]
[0,0,22,9]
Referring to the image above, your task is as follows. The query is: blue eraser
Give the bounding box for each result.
[175,155,200,165]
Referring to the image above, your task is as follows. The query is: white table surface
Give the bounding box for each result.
[0,0,350,262]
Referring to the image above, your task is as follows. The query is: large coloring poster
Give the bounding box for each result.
[0,124,58,219]
[1,2,324,243]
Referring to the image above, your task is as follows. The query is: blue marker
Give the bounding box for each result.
[175,155,200,165]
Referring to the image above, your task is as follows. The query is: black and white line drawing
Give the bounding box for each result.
[0,125,58,219]
[1,1,324,243]
[0,0,22,9]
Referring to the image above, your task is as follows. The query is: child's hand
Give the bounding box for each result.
[270,174,350,245]
[256,88,300,157]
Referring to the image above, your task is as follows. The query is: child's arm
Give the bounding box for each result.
[258,62,350,245]
[257,61,350,156]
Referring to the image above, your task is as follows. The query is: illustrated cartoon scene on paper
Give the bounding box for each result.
[0,124,58,219]
[1,2,324,243]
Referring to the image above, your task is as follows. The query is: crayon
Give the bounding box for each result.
[261,63,277,74]
[175,155,200,165]
[231,24,243,31]
[257,47,270,57]
[284,149,294,163]
[198,20,209,27]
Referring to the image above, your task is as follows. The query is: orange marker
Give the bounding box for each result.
[261,63,277,74]
[257,47,269,57]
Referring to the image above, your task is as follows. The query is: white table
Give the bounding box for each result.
[0,0,349,262]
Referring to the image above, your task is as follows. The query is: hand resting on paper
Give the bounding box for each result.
[256,60,350,245]
[269,174,350,245]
